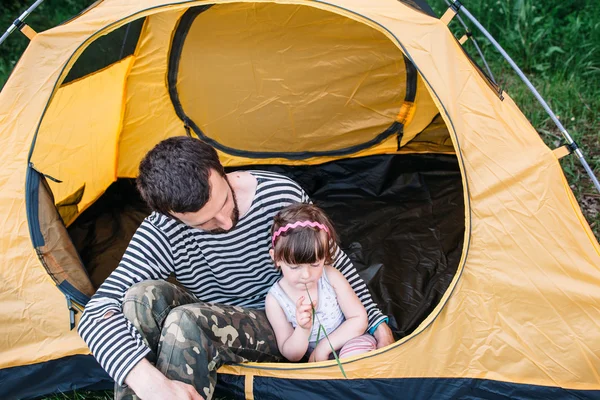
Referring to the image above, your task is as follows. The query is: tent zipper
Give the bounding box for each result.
[26,163,44,247]
[65,294,77,330]
[27,163,83,330]
[29,162,63,183]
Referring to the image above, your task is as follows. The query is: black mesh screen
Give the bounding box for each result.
[399,0,436,16]
[63,17,145,85]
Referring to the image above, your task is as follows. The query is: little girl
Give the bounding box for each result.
[265,203,377,362]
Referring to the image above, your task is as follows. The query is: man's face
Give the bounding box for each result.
[171,169,240,233]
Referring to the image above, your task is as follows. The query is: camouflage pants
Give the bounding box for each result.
[116,280,283,400]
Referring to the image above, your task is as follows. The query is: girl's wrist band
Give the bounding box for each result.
[368,317,389,335]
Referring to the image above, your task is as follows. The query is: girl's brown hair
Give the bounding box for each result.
[271,203,338,266]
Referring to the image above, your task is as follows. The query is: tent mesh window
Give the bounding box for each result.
[165,3,426,159]
[62,18,145,85]
[397,0,436,16]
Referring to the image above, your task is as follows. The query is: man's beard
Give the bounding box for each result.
[208,177,240,234]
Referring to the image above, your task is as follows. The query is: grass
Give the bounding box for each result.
[34,392,236,400]
[2,0,599,398]
[34,392,234,399]
[33,391,112,400]
[35,391,235,399]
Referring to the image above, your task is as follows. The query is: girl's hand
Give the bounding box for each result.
[308,345,331,363]
[295,296,315,330]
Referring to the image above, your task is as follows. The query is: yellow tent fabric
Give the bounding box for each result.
[0,0,599,398]
[32,56,134,217]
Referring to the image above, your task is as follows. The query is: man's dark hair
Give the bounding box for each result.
[137,136,225,215]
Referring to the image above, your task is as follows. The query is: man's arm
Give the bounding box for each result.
[78,219,174,386]
[332,245,394,348]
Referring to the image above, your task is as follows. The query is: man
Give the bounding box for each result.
[78,137,393,400]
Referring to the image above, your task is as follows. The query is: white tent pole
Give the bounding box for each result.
[449,1,600,193]
[0,0,45,46]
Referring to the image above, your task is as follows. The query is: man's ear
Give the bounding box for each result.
[269,249,280,270]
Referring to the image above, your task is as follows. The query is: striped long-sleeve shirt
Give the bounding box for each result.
[78,170,386,385]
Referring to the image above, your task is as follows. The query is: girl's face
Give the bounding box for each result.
[271,251,325,290]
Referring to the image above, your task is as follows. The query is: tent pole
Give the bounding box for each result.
[0,0,45,46]
[442,0,497,85]
[449,1,600,193]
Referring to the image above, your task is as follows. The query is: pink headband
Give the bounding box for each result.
[272,220,329,247]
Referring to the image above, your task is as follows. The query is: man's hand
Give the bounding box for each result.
[295,295,315,330]
[125,358,204,400]
[145,379,204,400]
[373,322,394,349]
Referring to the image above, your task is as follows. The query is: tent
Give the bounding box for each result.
[1,0,599,398]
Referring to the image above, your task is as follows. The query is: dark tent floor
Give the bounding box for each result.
[68,153,464,339]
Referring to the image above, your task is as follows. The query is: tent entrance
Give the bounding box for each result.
[25,0,465,339]
[67,153,464,338]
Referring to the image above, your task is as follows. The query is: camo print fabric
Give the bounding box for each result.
[116,280,283,400]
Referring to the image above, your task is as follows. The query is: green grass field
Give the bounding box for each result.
[35,392,112,400]
[2,0,598,399]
